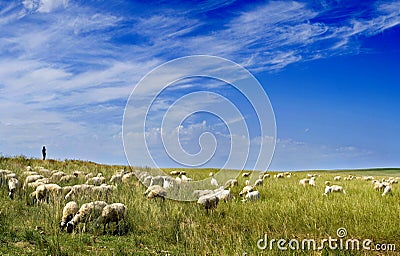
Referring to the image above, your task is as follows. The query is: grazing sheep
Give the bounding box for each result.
[274,173,284,179]
[50,171,66,182]
[23,174,44,189]
[254,179,263,187]
[95,203,127,234]
[197,194,219,213]
[66,201,108,233]
[382,185,392,196]
[23,171,39,177]
[224,179,238,188]
[193,189,214,198]
[214,189,234,202]
[31,183,62,203]
[239,185,254,196]
[362,176,374,181]
[144,185,167,200]
[181,174,192,182]
[169,170,180,176]
[261,173,270,179]
[323,184,346,195]
[60,201,79,230]
[299,178,310,186]
[122,172,135,183]
[8,177,20,200]
[242,172,250,178]
[85,173,93,180]
[65,184,94,201]
[334,176,341,181]
[373,180,387,191]
[149,176,165,187]
[242,190,261,202]
[110,173,124,184]
[86,176,106,186]
[59,174,78,183]
[92,184,116,200]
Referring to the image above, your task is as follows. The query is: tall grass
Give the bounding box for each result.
[1,156,399,255]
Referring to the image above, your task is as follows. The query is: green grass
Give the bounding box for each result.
[1,156,400,255]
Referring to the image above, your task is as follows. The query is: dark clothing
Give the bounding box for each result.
[42,146,46,160]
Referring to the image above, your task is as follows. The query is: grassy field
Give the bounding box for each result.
[1,156,400,255]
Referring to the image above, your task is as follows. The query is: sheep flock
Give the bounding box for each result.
[1,162,399,238]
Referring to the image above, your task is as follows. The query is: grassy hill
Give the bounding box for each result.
[1,156,399,255]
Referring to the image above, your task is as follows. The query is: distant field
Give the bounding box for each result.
[1,156,400,255]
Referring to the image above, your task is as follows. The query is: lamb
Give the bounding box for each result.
[242,190,260,202]
[334,176,341,181]
[239,185,254,196]
[224,179,238,188]
[382,185,392,196]
[197,193,219,213]
[144,185,167,200]
[8,177,20,200]
[94,203,127,234]
[66,201,108,233]
[60,201,79,230]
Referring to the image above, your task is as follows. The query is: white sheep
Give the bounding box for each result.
[334,176,341,181]
[86,176,106,186]
[274,173,284,179]
[382,185,392,196]
[299,178,310,186]
[323,184,346,195]
[309,177,316,186]
[214,189,234,202]
[239,185,254,196]
[110,173,124,184]
[31,183,62,203]
[242,172,251,178]
[144,185,167,200]
[254,179,263,186]
[8,177,20,200]
[59,174,78,183]
[60,201,79,231]
[197,193,219,213]
[65,184,94,201]
[180,174,192,182]
[169,170,180,176]
[122,172,135,183]
[261,173,270,179]
[193,189,214,198]
[66,201,108,233]
[224,179,238,188]
[94,203,127,234]
[23,174,44,189]
[242,190,261,202]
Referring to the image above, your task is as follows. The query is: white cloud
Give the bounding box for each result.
[22,0,68,13]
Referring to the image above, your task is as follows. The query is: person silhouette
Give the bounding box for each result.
[42,146,46,160]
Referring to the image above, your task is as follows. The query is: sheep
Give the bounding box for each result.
[261,173,270,179]
[323,184,346,195]
[373,180,387,191]
[197,194,219,213]
[362,176,374,181]
[85,173,93,180]
[66,201,108,233]
[60,201,79,230]
[239,185,254,196]
[224,179,238,188]
[94,203,127,234]
[309,177,316,186]
[86,176,106,186]
[23,174,44,189]
[181,174,192,182]
[65,184,94,201]
[242,172,251,178]
[59,174,78,183]
[110,173,124,184]
[274,173,284,179]
[149,175,165,187]
[242,190,261,202]
[382,186,392,196]
[30,184,62,203]
[193,189,214,199]
[122,172,135,183]
[23,171,39,177]
[214,189,234,202]
[144,185,167,200]
[254,179,263,187]
[8,177,20,200]
[299,178,310,186]
[37,168,51,177]
[169,170,180,176]
[211,177,219,187]
[92,184,116,200]
[50,171,66,182]
[334,176,341,181]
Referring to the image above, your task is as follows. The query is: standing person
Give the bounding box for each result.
[42,146,46,160]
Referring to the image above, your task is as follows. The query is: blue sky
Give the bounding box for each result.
[0,0,399,170]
